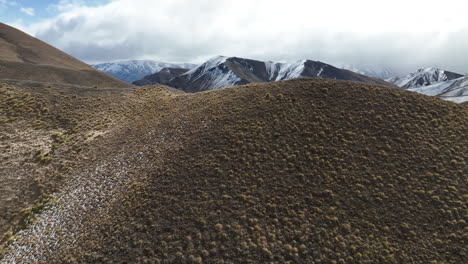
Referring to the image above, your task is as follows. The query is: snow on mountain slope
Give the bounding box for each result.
[407,78,460,96]
[438,75,468,103]
[168,56,390,93]
[190,56,242,90]
[340,65,398,80]
[265,61,280,80]
[184,56,228,80]
[201,66,243,90]
[389,68,463,89]
[92,60,197,83]
[404,74,468,103]
[168,56,247,92]
[273,60,307,81]
[183,56,243,90]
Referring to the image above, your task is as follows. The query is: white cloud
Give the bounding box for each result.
[0,0,17,8]
[12,0,468,74]
[48,0,86,12]
[20,7,34,16]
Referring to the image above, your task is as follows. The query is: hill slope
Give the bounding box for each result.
[2,79,466,263]
[0,79,136,256]
[168,56,392,92]
[0,23,130,87]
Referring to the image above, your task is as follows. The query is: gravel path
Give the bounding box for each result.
[2,121,181,263]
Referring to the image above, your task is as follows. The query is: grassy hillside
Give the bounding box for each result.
[0,80,136,252]
[0,23,130,88]
[2,79,467,263]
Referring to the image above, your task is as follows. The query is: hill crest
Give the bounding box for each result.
[0,23,130,87]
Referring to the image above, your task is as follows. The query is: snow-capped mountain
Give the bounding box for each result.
[132,68,190,86]
[167,56,390,92]
[92,60,197,83]
[407,75,468,103]
[388,68,463,89]
[340,65,399,80]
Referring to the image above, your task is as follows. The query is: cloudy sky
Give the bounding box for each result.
[3,0,468,75]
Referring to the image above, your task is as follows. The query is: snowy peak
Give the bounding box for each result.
[388,67,468,103]
[92,60,197,83]
[167,56,390,93]
[406,74,468,103]
[270,60,307,81]
[266,60,335,81]
[389,67,463,89]
[169,56,247,91]
[185,56,228,80]
[340,65,399,80]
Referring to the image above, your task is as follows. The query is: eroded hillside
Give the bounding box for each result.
[0,80,140,253]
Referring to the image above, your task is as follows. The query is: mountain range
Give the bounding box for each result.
[131,56,391,92]
[92,60,196,83]
[386,68,467,103]
[387,68,463,89]
[340,65,399,80]
[405,74,468,103]
[98,57,467,103]
[93,57,468,103]
[132,67,190,86]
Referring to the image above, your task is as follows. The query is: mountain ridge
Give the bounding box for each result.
[92,60,197,83]
[340,65,399,80]
[388,67,463,89]
[387,67,467,103]
[154,56,393,92]
[407,74,468,103]
[132,67,190,86]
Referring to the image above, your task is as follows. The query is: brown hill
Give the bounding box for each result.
[0,23,130,87]
[1,79,466,263]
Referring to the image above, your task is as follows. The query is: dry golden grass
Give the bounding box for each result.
[0,22,92,70]
[0,79,135,251]
[0,23,130,87]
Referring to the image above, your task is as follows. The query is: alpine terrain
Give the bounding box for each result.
[340,65,399,80]
[92,60,196,83]
[388,68,463,89]
[387,68,467,103]
[132,67,190,86]
[0,24,467,264]
[151,56,392,92]
[405,74,468,103]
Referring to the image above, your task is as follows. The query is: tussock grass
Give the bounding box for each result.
[2,79,467,263]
